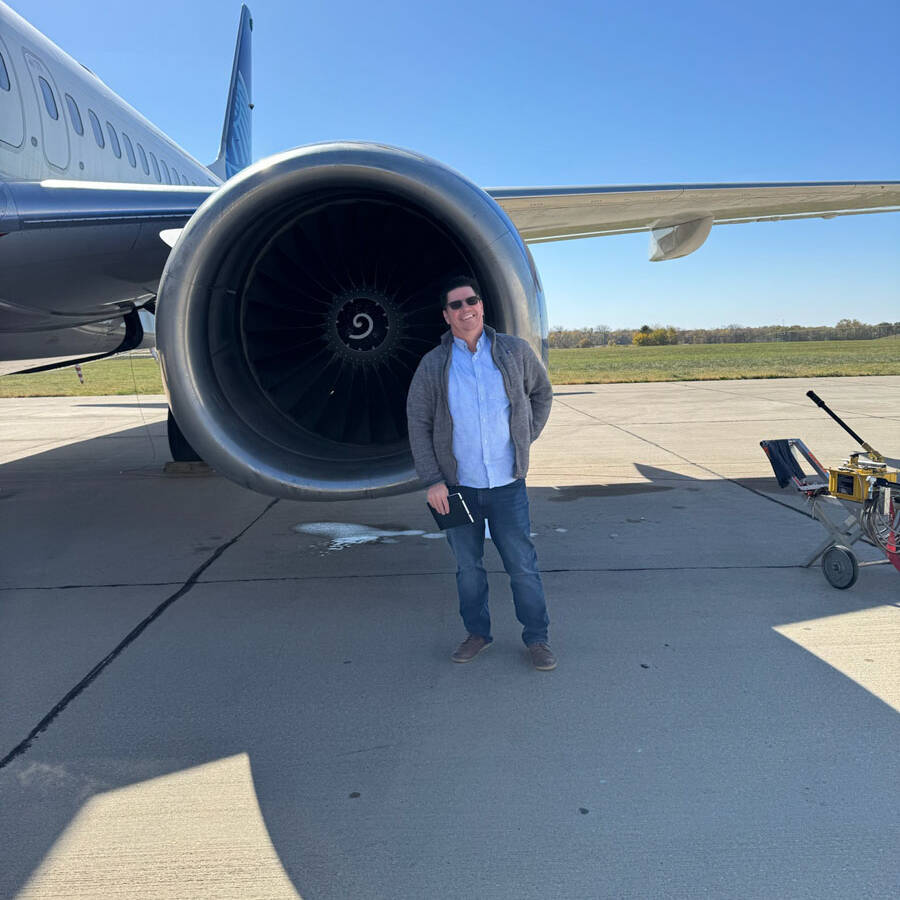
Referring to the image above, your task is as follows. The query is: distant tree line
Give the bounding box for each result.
[548,319,900,348]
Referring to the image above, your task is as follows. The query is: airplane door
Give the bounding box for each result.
[0,37,24,147]
[23,51,69,171]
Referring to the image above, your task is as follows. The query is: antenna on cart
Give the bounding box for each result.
[806,391,886,463]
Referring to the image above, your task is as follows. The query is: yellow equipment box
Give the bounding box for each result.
[828,457,897,503]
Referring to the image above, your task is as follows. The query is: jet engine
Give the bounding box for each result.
[156,142,547,500]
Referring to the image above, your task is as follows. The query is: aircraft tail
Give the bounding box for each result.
[208,5,253,180]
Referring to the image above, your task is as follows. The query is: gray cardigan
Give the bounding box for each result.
[406,324,553,487]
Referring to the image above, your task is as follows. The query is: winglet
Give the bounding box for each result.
[208,5,253,181]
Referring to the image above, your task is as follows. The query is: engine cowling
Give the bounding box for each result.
[156,142,547,500]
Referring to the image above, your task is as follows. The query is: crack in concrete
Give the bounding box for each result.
[0,498,280,771]
[0,581,184,592]
[676,381,900,421]
[1,562,818,594]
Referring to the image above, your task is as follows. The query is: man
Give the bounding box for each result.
[406,275,556,670]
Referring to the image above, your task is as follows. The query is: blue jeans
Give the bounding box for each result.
[445,479,549,646]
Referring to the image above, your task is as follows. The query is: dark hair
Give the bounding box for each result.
[439,274,481,308]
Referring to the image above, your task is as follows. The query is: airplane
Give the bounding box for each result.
[1,2,898,501]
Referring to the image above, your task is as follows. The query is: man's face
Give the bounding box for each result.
[442,285,484,342]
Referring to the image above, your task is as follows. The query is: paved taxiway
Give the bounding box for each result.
[1,377,898,899]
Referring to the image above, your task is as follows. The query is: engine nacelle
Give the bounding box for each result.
[156,142,546,500]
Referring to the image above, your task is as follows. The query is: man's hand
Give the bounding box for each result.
[427,481,450,516]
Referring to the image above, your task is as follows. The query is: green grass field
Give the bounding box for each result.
[1,337,898,397]
[549,336,900,384]
[0,358,165,398]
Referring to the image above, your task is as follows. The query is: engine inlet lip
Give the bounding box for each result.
[157,142,539,499]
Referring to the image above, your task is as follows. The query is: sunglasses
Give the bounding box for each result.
[445,295,481,310]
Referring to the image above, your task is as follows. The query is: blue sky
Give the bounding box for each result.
[20,0,899,328]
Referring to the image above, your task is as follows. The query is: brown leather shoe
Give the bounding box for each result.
[451,634,490,663]
[528,643,557,671]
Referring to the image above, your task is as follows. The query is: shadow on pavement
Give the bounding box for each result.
[73,402,169,409]
[1,425,897,898]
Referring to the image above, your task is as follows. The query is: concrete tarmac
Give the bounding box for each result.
[1,377,898,899]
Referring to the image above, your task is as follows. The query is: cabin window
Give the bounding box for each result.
[38,76,58,120]
[122,132,136,167]
[159,158,171,183]
[64,94,83,135]
[106,122,121,158]
[88,109,104,147]
[0,53,10,91]
[136,142,149,175]
[148,150,161,182]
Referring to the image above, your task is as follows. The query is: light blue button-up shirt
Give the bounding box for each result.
[447,332,516,488]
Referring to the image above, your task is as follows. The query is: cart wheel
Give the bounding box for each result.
[822,545,859,589]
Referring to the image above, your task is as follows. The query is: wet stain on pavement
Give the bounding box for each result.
[293,522,425,550]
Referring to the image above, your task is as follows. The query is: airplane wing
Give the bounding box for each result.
[0,180,218,374]
[2,179,216,230]
[487,181,900,260]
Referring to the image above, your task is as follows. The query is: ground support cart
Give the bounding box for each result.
[760,392,900,590]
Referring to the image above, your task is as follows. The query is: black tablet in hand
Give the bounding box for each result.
[427,492,475,530]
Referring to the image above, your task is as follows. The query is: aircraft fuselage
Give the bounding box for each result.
[0,2,216,371]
